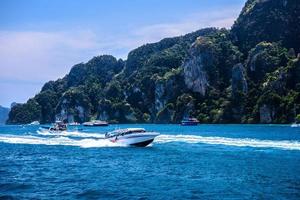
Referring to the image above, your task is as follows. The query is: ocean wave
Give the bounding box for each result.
[156,135,300,150]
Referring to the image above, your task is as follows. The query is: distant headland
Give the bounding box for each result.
[7,0,300,124]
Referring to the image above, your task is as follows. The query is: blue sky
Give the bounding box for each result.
[0,0,246,107]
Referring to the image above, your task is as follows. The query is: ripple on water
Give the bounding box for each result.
[0,182,33,192]
[1,125,300,199]
[76,189,118,199]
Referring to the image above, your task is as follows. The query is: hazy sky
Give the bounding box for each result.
[0,0,246,107]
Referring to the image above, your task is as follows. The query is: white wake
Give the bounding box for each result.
[0,135,123,148]
[0,133,299,150]
[156,135,300,150]
[37,130,105,138]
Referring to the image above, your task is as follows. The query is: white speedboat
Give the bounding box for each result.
[291,123,300,128]
[29,121,40,125]
[83,120,108,126]
[68,122,81,126]
[105,128,159,147]
[40,121,67,133]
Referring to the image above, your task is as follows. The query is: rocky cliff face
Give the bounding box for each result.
[183,55,209,96]
[232,63,248,97]
[154,68,186,123]
[259,104,274,123]
[55,89,91,123]
[183,37,216,95]
[154,82,167,112]
[263,68,287,94]
[246,42,286,81]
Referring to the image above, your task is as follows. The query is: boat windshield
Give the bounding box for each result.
[105,128,146,137]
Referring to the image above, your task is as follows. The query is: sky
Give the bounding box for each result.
[0,0,246,108]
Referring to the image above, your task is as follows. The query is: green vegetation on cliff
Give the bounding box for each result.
[7,0,300,124]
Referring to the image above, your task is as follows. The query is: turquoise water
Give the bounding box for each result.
[0,124,300,199]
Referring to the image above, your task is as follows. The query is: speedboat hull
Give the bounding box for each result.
[131,139,154,147]
[108,132,159,147]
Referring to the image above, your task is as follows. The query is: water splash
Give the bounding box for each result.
[37,129,105,138]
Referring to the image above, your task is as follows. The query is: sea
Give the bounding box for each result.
[0,124,300,199]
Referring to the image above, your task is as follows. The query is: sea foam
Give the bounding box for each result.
[37,129,105,138]
[156,135,300,150]
[0,135,123,148]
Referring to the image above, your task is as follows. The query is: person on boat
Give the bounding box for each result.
[50,121,67,131]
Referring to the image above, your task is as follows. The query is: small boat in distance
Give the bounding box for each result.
[83,120,108,127]
[291,123,300,128]
[29,121,40,125]
[41,121,67,132]
[105,128,159,147]
[68,122,80,126]
[50,121,67,131]
[181,117,199,126]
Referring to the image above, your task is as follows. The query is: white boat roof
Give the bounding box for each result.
[126,128,145,131]
[113,128,145,132]
[107,128,146,135]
